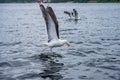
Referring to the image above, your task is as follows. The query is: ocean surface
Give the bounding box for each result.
[0,3,120,80]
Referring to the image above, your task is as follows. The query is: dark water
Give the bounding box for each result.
[0,3,120,80]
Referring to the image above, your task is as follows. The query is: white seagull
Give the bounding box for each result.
[39,4,71,52]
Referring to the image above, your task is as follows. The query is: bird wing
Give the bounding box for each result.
[40,4,59,42]
[73,9,78,19]
[64,11,71,17]
[46,6,59,39]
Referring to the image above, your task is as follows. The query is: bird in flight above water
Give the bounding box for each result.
[36,1,71,52]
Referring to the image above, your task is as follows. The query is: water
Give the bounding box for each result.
[0,3,120,80]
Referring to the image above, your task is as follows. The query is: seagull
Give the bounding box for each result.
[72,9,78,20]
[64,9,78,20]
[39,4,71,52]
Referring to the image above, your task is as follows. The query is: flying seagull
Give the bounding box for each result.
[39,4,71,52]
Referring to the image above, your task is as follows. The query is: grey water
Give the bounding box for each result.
[0,3,120,80]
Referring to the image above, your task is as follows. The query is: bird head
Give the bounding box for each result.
[62,40,71,47]
[65,41,71,47]
[73,9,76,11]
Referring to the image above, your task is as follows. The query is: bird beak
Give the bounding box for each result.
[66,42,71,47]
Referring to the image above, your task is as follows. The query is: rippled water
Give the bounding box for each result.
[0,3,120,80]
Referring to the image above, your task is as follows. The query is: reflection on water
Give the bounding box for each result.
[39,52,63,80]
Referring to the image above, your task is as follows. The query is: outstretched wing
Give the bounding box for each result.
[40,4,48,28]
[73,9,78,19]
[64,11,71,17]
[40,4,59,42]
[46,6,59,39]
